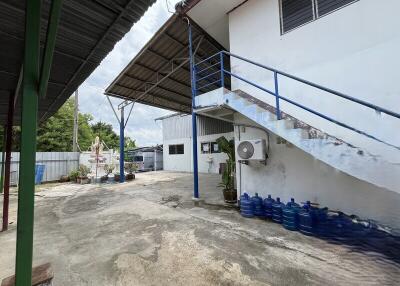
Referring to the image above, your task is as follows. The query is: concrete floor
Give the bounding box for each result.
[0,171,399,285]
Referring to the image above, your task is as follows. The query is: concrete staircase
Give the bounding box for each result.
[195,87,400,194]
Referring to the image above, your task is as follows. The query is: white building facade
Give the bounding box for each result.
[161,114,233,174]
[183,0,400,232]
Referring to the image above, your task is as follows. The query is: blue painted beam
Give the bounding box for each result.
[188,22,199,199]
[119,107,125,183]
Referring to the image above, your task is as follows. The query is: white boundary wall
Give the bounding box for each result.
[1,152,80,185]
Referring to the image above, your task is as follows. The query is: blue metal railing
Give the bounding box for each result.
[194,51,400,149]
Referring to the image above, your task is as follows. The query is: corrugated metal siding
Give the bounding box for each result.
[197,115,234,136]
[0,152,80,185]
[163,114,233,140]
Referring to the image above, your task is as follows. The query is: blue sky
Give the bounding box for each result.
[78,0,181,147]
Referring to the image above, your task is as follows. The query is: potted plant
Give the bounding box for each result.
[124,162,138,181]
[114,172,120,182]
[69,169,79,183]
[101,164,114,182]
[59,175,70,183]
[216,136,237,203]
[77,164,91,184]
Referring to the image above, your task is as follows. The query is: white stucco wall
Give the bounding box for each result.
[228,0,400,157]
[163,132,234,173]
[234,114,400,233]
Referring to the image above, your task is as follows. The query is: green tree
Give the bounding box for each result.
[91,121,119,149]
[0,126,21,151]
[0,96,136,152]
[124,137,136,150]
[91,121,136,150]
[36,98,75,151]
[36,97,94,151]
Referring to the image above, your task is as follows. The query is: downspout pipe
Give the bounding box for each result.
[187,19,199,199]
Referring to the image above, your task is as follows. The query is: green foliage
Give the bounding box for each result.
[78,164,90,177]
[69,169,79,181]
[124,137,136,150]
[216,136,235,191]
[0,96,136,152]
[91,121,119,149]
[0,126,21,151]
[103,164,115,175]
[124,162,138,174]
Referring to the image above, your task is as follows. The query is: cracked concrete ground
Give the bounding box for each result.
[0,171,399,285]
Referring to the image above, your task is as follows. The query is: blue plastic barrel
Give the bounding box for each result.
[272,197,284,223]
[240,193,254,218]
[35,164,45,185]
[251,193,264,217]
[283,198,300,231]
[263,195,275,219]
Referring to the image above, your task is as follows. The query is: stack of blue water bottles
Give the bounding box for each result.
[239,193,330,236]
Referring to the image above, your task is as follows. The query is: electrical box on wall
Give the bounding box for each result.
[237,139,267,162]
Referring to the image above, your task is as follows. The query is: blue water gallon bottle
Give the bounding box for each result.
[283,198,300,231]
[272,197,284,223]
[251,193,264,218]
[263,195,275,219]
[240,193,254,218]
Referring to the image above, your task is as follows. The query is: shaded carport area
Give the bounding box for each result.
[0,0,155,284]
[105,13,230,198]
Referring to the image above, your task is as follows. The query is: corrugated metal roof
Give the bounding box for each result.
[105,14,229,113]
[0,0,156,125]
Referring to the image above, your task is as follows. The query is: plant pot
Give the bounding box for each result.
[76,177,81,184]
[114,174,120,182]
[79,176,89,184]
[126,173,135,181]
[100,175,108,183]
[222,189,237,203]
[59,175,70,183]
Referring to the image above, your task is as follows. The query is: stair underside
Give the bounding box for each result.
[195,88,400,194]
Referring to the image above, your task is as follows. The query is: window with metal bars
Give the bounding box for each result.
[169,144,184,155]
[280,0,359,34]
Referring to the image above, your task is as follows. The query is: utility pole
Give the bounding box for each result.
[72,89,78,152]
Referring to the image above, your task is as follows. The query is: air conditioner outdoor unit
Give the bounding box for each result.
[237,139,267,161]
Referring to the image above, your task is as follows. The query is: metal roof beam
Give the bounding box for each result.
[106,91,190,113]
[133,62,191,89]
[122,73,191,100]
[40,0,142,121]
[0,30,89,64]
[39,0,63,98]
[114,83,192,108]
[117,35,207,109]
[163,32,210,62]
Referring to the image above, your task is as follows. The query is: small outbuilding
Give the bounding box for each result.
[125,146,163,171]
[157,113,233,174]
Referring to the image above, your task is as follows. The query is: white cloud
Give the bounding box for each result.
[77,0,182,147]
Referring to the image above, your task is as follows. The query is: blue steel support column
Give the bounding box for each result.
[188,23,199,199]
[119,107,125,183]
[274,71,281,120]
